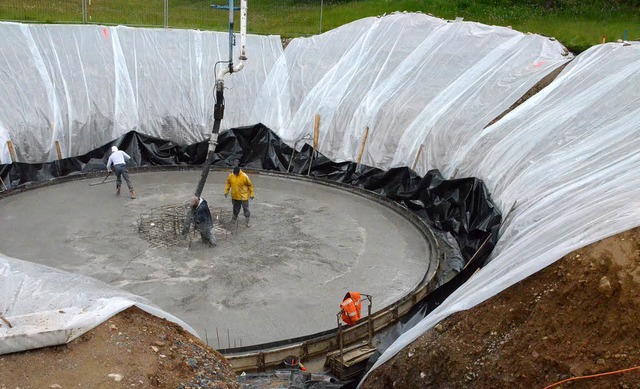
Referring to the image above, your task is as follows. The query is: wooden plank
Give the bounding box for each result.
[55,140,63,160]
[7,140,16,163]
[356,126,369,164]
[412,143,424,171]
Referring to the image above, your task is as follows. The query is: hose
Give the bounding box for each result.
[542,364,640,389]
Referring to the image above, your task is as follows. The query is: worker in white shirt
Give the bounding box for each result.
[106,146,136,199]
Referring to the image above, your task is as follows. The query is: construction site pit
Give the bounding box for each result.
[0,169,437,355]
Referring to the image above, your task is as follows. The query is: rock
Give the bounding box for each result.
[187,358,198,369]
[108,373,123,382]
[598,276,613,297]
[155,341,165,347]
[434,323,444,332]
[151,346,159,352]
[49,385,62,388]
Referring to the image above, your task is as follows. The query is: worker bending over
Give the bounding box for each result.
[106,145,136,199]
[182,196,217,247]
[340,291,363,326]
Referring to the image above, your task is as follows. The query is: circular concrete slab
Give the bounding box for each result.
[0,170,433,347]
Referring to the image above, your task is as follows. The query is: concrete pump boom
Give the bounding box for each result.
[194,0,247,198]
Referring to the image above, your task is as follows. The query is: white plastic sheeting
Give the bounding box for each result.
[254,13,571,172]
[0,22,282,164]
[365,42,640,379]
[2,13,639,378]
[0,253,197,355]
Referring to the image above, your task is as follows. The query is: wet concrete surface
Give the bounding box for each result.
[0,170,433,347]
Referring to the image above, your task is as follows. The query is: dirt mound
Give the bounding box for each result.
[362,227,640,388]
[0,306,240,388]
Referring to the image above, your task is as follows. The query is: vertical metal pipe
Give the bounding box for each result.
[164,0,169,28]
[238,0,247,62]
[337,314,344,364]
[367,296,373,346]
[194,80,224,198]
[320,0,323,33]
[228,0,234,70]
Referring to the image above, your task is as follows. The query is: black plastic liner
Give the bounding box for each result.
[0,123,501,376]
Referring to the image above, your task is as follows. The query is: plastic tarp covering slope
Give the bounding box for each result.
[0,22,282,164]
[364,42,640,380]
[254,12,572,173]
[0,253,197,355]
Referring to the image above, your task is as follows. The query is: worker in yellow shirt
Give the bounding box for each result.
[224,166,255,227]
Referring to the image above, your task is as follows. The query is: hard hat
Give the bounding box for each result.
[111,146,118,152]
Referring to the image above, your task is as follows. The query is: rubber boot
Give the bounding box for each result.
[246,217,251,228]
[130,189,136,199]
[232,214,238,222]
[116,185,121,196]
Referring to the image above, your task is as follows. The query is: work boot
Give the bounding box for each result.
[116,185,121,196]
[246,217,251,228]
[130,189,136,199]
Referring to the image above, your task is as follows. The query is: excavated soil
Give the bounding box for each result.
[0,306,240,389]
[363,226,640,388]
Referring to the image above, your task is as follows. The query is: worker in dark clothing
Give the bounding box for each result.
[182,196,216,247]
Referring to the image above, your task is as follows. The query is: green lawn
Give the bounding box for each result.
[0,0,637,53]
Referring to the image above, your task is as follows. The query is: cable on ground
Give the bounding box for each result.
[542,364,640,389]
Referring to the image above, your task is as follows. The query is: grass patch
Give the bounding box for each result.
[0,0,638,52]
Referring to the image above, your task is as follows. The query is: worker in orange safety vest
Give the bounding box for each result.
[340,291,362,326]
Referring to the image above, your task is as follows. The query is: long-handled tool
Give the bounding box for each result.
[89,171,114,186]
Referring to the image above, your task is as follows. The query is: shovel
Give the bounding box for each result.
[89,171,115,186]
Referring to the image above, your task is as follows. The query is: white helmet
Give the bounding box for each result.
[111,146,118,152]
